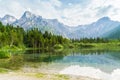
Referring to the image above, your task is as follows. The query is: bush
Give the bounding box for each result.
[54,44,63,49]
[0,51,10,59]
[69,44,74,48]
[79,43,95,48]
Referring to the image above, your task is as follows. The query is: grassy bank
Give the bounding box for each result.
[0,45,25,51]
[1,41,120,59]
[0,45,25,58]
[67,41,120,51]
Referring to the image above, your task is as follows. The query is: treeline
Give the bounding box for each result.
[0,21,115,49]
[24,29,69,48]
[0,22,69,49]
[71,38,109,43]
[0,22,24,48]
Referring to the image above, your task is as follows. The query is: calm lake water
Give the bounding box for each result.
[0,49,120,79]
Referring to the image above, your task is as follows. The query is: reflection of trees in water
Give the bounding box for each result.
[23,50,65,63]
[76,50,108,55]
[0,54,24,70]
[69,49,120,55]
[23,49,120,64]
[23,53,64,63]
[1,49,120,70]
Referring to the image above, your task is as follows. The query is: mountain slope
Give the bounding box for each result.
[1,11,120,39]
[13,11,69,37]
[14,11,44,29]
[0,15,17,24]
[68,17,120,38]
[103,25,120,39]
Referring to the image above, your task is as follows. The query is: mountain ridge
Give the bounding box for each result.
[0,15,17,24]
[0,11,120,39]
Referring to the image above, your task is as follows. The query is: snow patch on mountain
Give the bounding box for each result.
[0,15,17,24]
[0,11,120,39]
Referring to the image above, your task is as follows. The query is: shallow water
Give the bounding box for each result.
[0,49,120,80]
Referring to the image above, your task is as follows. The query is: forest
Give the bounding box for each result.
[0,21,120,51]
[0,22,69,49]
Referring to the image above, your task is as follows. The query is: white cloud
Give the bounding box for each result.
[34,0,61,19]
[0,0,120,26]
[49,0,62,7]
[59,3,98,26]
[0,0,62,19]
[0,0,25,18]
[59,0,120,26]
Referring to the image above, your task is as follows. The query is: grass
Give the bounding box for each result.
[0,68,8,73]
[0,45,26,59]
[26,73,46,78]
[0,45,25,52]
[71,42,120,51]
[35,73,46,78]
[53,74,69,80]
[25,73,70,80]
[0,51,10,58]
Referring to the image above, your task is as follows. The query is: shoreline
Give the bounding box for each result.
[0,72,100,80]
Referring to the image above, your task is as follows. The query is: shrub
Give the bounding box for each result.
[54,44,63,49]
[0,51,10,59]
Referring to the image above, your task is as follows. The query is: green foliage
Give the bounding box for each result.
[24,28,69,49]
[79,43,95,48]
[68,44,75,48]
[0,22,69,50]
[0,22,69,58]
[54,74,69,80]
[0,51,10,58]
[0,23,25,48]
[35,73,45,78]
[72,37,109,43]
[54,44,63,49]
[0,68,8,73]
[0,54,24,70]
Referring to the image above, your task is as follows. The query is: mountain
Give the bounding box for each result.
[13,11,69,37]
[1,11,120,39]
[67,17,120,38]
[0,15,17,24]
[14,11,44,29]
[103,25,120,39]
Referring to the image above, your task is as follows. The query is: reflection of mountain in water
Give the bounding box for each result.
[1,49,120,73]
[107,51,120,60]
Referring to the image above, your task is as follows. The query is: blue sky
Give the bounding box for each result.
[0,0,120,26]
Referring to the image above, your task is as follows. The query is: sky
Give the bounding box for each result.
[0,0,120,26]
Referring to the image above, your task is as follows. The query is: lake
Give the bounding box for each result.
[0,49,120,80]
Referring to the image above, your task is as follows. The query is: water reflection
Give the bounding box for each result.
[0,49,120,73]
[0,54,24,70]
